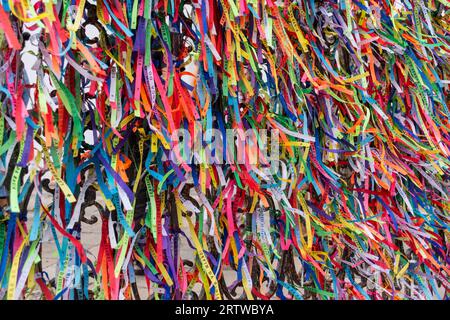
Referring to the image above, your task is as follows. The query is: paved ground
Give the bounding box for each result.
[37,203,177,299]
[34,197,240,300]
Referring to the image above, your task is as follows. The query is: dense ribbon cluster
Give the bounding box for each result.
[0,0,449,300]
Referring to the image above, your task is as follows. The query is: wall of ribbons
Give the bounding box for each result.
[0,0,448,300]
